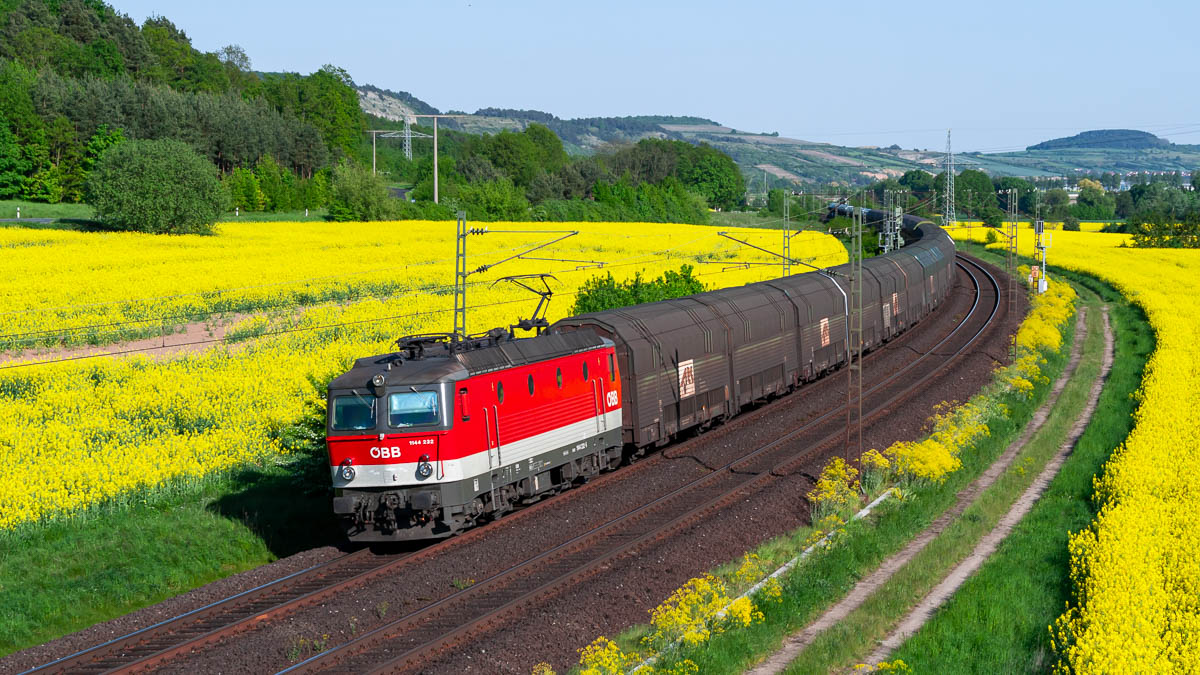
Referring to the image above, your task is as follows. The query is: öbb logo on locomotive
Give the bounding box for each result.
[325,205,956,542]
[369,446,403,459]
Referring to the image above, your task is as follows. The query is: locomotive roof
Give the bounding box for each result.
[329,331,608,391]
[454,331,607,375]
[329,351,467,391]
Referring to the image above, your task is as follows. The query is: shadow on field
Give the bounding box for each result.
[208,397,351,557]
[208,463,346,558]
[0,218,102,231]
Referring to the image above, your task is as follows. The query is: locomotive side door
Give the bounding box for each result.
[480,387,501,470]
[590,356,607,433]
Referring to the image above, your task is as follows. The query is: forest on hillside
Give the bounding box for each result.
[364,116,745,223]
[0,0,747,227]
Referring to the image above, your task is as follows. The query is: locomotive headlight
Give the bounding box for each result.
[339,458,355,481]
[371,374,386,387]
[416,454,433,480]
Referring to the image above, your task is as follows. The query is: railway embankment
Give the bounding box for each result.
[6,251,1010,675]
[569,259,1087,675]
[755,292,1111,673]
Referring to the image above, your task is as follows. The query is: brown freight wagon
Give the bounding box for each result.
[553,216,955,455]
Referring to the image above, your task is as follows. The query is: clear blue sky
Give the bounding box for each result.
[112,0,1200,153]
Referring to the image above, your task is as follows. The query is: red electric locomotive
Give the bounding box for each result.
[327,213,957,543]
[326,331,624,541]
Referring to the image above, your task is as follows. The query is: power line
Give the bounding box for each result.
[1,230,762,347]
[1,232,786,351]
[0,258,777,371]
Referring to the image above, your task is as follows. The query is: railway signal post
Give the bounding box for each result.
[1002,188,1019,318]
[782,192,791,276]
[1034,219,1050,294]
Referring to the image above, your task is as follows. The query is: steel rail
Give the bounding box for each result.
[25,268,957,674]
[20,549,405,675]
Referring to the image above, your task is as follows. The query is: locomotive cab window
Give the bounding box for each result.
[388,391,439,427]
[609,354,615,381]
[332,394,376,431]
[556,367,562,388]
[497,382,505,403]
[582,361,589,381]
[528,374,535,395]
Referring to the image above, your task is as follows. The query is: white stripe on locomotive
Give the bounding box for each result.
[332,409,623,489]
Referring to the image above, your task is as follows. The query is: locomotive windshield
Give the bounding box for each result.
[388,391,440,427]
[331,394,376,431]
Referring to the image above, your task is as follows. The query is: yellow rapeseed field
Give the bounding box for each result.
[0,220,846,530]
[950,220,1109,232]
[948,225,1200,672]
[0,220,841,351]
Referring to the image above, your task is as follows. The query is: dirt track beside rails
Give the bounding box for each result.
[0,313,253,367]
[4,255,1023,675]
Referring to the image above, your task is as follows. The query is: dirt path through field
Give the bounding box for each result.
[862,305,1113,664]
[746,305,1095,675]
[0,314,254,368]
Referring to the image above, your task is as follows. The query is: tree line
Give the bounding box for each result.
[0,0,748,231]
[0,1,361,211]
[847,169,1200,247]
[356,122,745,224]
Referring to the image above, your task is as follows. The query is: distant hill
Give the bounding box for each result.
[355,85,941,185]
[355,87,1200,184]
[358,84,440,118]
[968,129,1200,176]
[1027,129,1171,151]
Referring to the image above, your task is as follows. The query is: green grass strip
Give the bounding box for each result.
[0,439,340,658]
[0,199,94,221]
[886,257,1151,673]
[638,263,1080,675]
[776,279,1107,673]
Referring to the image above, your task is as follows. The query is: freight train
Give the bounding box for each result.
[325,208,956,542]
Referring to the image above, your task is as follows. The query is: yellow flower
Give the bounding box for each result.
[577,636,635,675]
[0,221,849,530]
[947,227,1200,672]
[759,577,784,603]
[734,553,765,586]
[807,457,861,517]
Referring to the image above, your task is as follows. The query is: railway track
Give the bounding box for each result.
[278,255,1001,675]
[21,550,407,675]
[26,255,1000,675]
